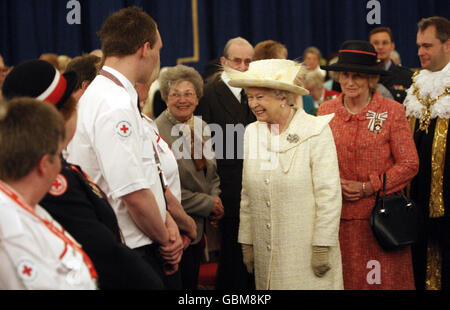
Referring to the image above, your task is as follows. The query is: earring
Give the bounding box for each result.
[280,103,286,108]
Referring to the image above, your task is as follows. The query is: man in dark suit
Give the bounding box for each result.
[369,27,414,103]
[195,37,255,289]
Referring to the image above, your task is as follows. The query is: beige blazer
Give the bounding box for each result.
[238,109,343,289]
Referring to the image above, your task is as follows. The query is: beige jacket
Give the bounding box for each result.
[238,109,343,290]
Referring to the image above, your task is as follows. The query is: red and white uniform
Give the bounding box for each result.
[67,66,166,249]
[0,182,97,290]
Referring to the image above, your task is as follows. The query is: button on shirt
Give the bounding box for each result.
[0,191,96,290]
[67,66,166,249]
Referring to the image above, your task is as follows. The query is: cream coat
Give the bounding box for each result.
[238,109,343,290]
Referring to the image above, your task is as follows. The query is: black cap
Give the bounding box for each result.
[2,59,78,109]
[321,41,388,75]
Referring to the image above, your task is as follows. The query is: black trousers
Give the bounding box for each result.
[133,243,182,290]
[179,242,202,290]
[215,217,255,290]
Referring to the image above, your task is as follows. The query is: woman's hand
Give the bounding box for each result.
[341,178,374,201]
[209,197,225,228]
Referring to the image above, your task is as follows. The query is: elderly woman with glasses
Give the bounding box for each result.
[318,41,419,290]
[228,59,343,290]
[155,64,225,289]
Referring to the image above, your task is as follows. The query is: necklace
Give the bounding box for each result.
[411,70,450,133]
[343,94,372,115]
[268,107,296,134]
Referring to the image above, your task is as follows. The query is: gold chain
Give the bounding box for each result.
[411,70,450,133]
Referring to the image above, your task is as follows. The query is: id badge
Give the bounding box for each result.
[57,247,83,285]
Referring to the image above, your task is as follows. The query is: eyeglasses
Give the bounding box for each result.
[168,91,196,100]
[225,57,252,66]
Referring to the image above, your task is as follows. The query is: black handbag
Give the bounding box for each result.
[370,173,419,251]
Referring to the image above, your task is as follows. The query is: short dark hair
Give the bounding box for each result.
[418,16,450,43]
[253,40,288,61]
[66,54,101,90]
[369,27,394,42]
[98,6,158,58]
[0,98,65,181]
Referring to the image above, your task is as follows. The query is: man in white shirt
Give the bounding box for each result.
[0,98,97,290]
[67,6,183,288]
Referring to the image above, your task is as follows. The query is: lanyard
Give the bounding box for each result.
[98,69,125,88]
[98,69,142,114]
[0,181,98,279]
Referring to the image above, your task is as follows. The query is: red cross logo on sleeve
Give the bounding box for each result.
[22,265,33,276]
[116,121,132,137]
[120,124,129,134]
[17,259,37,282]
[49,174,68,196]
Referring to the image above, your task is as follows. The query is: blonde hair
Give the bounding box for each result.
[304,70,325,89]
[57,55,72,72]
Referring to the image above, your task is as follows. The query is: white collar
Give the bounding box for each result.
[221,71,242,102]
[101,65,138,99]
[383,60,392,71]
[404,61,450,119]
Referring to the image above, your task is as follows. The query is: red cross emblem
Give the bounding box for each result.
[116,121,132,137]
[120,124,129,134]
[17,259,37,282]
[53,179,62,190]
[22,265,33,276]
[49,174,68,196]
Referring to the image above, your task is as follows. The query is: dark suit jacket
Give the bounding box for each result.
[194,74,256,218]
[379,63,413,104]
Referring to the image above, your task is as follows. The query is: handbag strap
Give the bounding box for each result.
[375,173,387,209]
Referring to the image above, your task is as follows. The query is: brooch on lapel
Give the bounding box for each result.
[286,133,299,143]
[366,111,388,134]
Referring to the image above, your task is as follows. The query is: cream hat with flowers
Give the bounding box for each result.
[228,59,309,95]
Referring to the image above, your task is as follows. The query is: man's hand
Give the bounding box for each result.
[159,213,183,265]
[181,234,191,250]
[165,187,197,241]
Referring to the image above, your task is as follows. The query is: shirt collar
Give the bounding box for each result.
[383,60,392,71]
[101,65,138,100]
[221,71,242,102]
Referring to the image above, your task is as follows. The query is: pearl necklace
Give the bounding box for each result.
[343,94,372,115]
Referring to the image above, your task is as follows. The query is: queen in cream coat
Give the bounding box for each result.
[230,59,343,290]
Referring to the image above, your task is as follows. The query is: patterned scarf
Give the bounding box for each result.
[164,109,208,171]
